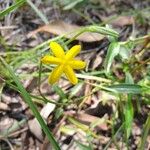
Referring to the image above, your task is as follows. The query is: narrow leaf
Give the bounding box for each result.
[139,115,150,150]
[124,72,134,139]
[108,84,143,94]
[87,26,119,38]
[60,125,76,135]
[0,0,26,18]
[63,0,84,10]
[26,0,48,24]
[69,82,83,98]
[119,45,131,60]
[75,141,93,150]
[105,42,120,73]
[52,85,67,103]
[0,57,60,150]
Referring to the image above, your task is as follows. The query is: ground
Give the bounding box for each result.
[0,0,150,150]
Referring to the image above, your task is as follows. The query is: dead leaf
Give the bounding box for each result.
[78,113,108,131]
[77,113,108,131]
[102,16,134,26]
[64,111,108,131]
[28,103,55,141]
[111,16,134,26]
[79,80,92,108]
[0,117,16,133]
[27,20,104,42]
[0,102,10,111]
[92,52,102,69]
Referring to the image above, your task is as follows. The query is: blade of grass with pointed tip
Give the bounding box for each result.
[0,57,60,150]
[124,72,134,140]
[108,84,143,94]
[63,0,84,10]
[0,0,26,18]
[26,0,48,24]
[87,26,119,38]
[138,114,150,150]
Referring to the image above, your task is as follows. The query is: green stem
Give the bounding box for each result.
[104,124,123,150]
[120,34,150,45]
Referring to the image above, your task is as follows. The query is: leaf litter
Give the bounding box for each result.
[0,0,150,150]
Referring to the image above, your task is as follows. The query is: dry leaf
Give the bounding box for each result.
[28,103,55,141]
[27,20,104,42]
[0,102,10,111]
[92,52,102,69]
[77,113,108,130]
[111,16,134,26]
[102,16,134,26]
[0,117,14,132]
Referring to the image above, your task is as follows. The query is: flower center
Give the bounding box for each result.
[61,59,69,65]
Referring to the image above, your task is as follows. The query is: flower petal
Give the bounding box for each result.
[69,60,86,69]
[48,65,64,84]
[41,55,62,64]
[64,66,78,84]
[65,45,81,60]
[50,42,65,58]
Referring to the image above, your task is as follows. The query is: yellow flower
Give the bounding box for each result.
[41,42,86,85]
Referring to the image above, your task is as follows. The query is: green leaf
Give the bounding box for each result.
[139,115,150,150]
[55,0,85,10]
[124,72,134,140]
[52,85,67,103]
[26,0,48,24]
[75,141,93,150]
[108,84,143,94]
[68,117,89,131]
[0,61,10,79]
[87,26,119,38]
[0,0,26,18]
[63,0,84,10]
[65,25,119,45]
[119,45,131,60]
[55,107,64,120]
[125,94,133,140]
[105,24,118,42]
[0,57,61,150]
[105,42,120,73]
[125,72,134,84]
[59,125,76,135]
[69,82,83,98]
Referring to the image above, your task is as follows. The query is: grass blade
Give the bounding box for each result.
[26,0,49,24]
[108,84,143,94]
[63,0,84,10]
[0,57,60,150]
[87,26,119,38]
[0,0,26,18]
[138,115,150,150]
[124,72,134,140]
